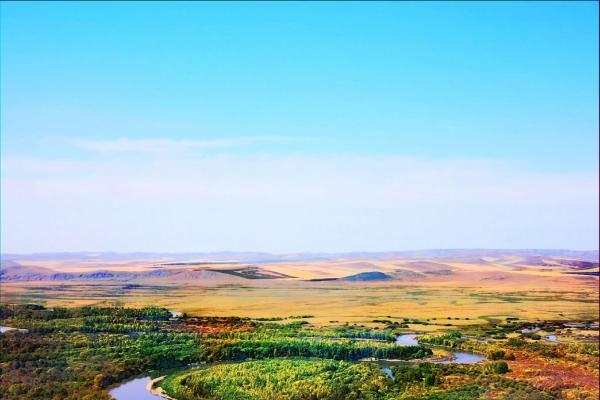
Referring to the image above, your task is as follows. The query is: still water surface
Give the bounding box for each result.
[109,377,163,400]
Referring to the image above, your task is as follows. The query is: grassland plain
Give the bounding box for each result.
[2,253,598,325]
[1,252,598,399]
[2,281,598,325]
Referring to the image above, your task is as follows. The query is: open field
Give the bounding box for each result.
[1,251,598,399]
[2,251,598,325]
[2,281,598,326]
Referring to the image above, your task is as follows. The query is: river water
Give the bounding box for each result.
[544,335,559,343]
[109,377,163,400]
[0,326,27,333]
[375,334,487,381]
[395,334,485,364]
[395,334,419,346]
[435,352,486,364]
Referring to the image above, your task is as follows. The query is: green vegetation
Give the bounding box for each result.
[390,363,441,387]
[162,359,393,400]
[1,304,597,400]
[418,331,462,347]
[0,304,426,399]
[163,359,550,400]
[1,305,201,399]
[197,337,430,362]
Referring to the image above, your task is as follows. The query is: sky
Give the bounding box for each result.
[1,2,598,253]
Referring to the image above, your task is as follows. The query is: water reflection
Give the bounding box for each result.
[396,334,419,346]
[382,367,394,380]
[109,377,163,400]
[544,335,559,343]
[435,352,485,364]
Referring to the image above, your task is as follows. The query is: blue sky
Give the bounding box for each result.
[1,2,598,253]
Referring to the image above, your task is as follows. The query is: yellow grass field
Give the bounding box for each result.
[2,255,598,326]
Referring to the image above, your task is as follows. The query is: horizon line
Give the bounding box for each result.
[2,248,598,256]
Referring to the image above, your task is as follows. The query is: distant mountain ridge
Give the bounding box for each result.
[0,263,290,283]
[2,248,598,283]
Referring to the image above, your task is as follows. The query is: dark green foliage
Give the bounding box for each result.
[521,332,542,340]
[391,363,441,387]
[420,384,485,399]
[197,338,432,362]
[0,304,200,400]
[488,349,505,360]
[418,331,462,347]
[483,361,510,374]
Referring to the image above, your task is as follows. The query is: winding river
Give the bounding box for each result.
[394,334,485,364]
[377,334,486,380]
[109,334,487,398]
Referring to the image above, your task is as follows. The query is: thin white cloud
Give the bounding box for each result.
[2,155,598,253]
[69,136,295,154]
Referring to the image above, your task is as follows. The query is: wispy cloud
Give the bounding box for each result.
[2,154,598,253]
[70,136,295,154]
